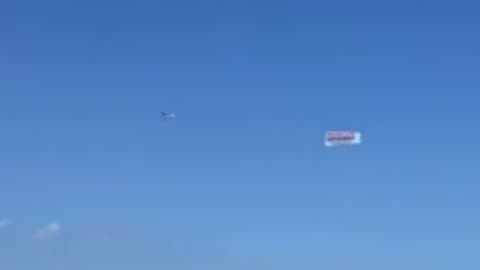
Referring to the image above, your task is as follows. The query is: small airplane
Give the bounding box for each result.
[161,112,175,120]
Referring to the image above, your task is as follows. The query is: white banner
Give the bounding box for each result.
[325,131,361,147]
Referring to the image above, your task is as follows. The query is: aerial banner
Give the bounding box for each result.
[325,131,361,147]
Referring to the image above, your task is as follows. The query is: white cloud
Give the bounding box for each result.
[0,219,9,229]
[0,219,9,228]
[35,221,61,241]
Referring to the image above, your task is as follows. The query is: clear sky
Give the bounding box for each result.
[1,0,480,269]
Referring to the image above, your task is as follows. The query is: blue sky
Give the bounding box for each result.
[1,0,480,269]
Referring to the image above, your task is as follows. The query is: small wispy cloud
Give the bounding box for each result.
[34,221,61,241]
[0,219,10,229]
